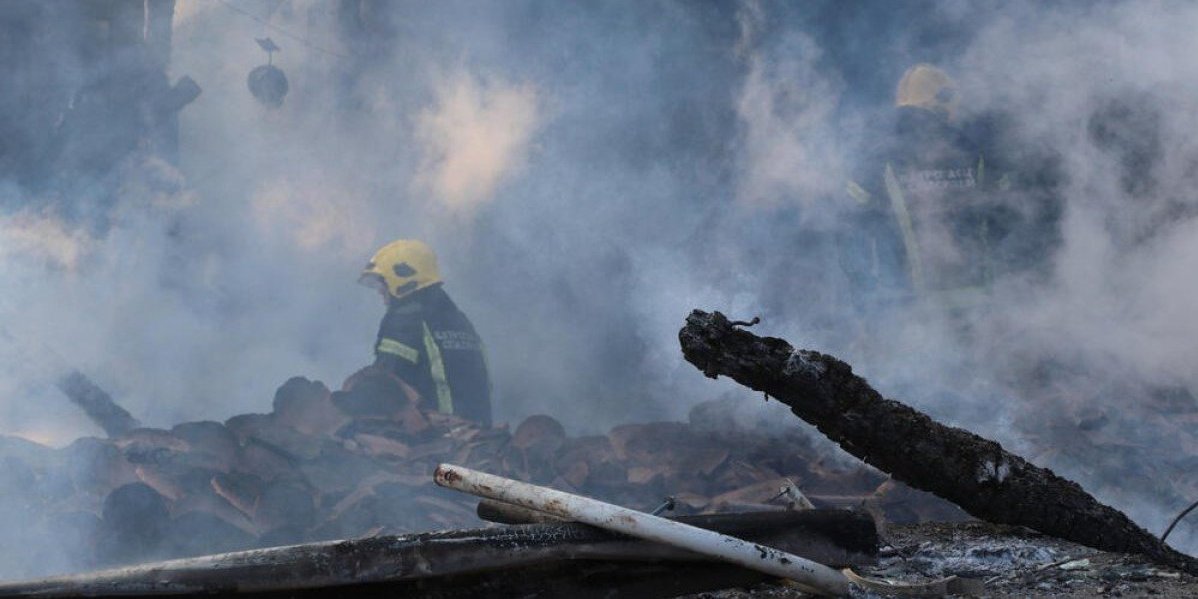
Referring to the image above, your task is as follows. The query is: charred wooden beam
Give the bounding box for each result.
[477,498,565,524]
[0,510,876,596]
[679,309,1198,574]
[243,560,783,599]
[57,370,141,437]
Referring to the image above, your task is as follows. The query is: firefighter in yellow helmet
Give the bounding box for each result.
[356,239,492,425]
[841,64,1013,316]
[895,63,960,121]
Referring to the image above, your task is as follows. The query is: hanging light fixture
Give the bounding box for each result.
[247,37,288,108]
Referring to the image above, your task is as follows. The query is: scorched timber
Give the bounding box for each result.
[57,370,141,437]
[0,510,875,597]
[679,309,1198,574]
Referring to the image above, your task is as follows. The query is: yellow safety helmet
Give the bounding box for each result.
[896,64,959,120]
[359,239,442,300]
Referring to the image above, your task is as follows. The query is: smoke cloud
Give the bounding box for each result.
[734,2,844,211]
[0,0,1196,577]
[415,69,542,212]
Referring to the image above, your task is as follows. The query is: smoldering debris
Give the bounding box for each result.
[0,510,875,598]
[0,370,945,580]
[0,358,1193,596]
[0,318,1192,594]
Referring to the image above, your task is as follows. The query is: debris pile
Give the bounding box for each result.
[0,309,1194,597]
[0,509,880,598]
[0,373,951,578]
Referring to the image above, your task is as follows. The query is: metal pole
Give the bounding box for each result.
[434,463,849,597]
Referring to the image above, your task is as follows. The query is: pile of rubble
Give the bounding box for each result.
[0,373,960,579]
[2,310,1196,597]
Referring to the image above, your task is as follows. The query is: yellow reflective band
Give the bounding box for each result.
[377,338,419,363]
[884,163,924,293]
[422,322,454,415]
[846,180,872,205]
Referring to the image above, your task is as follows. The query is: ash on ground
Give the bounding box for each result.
[688,521,1198,598]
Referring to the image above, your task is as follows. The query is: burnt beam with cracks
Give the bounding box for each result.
[678,309,1198,575]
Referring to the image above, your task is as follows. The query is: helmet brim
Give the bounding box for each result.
[358,273,388,293]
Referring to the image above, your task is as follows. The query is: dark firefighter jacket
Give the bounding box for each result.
[373,284,492,426]
[840,106,1016,310]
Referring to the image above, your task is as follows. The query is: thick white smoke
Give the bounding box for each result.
[734,1,844,211]
[0,0,1196,576]
[415,69,542,213]
[730,0,1198,554]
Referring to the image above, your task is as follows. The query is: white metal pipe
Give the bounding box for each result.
[434,463,849,596]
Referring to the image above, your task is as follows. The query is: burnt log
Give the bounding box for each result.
[57,370,141,437]
[477,498,565,524]
[679,309,1198,574]
[0,512,876,596]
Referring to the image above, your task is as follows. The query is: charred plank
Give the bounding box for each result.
[57,370,141,438]
[244,560,776,599]
[678,309,1198,574]
[0,511,875,596]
